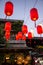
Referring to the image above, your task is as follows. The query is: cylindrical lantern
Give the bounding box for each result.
[5,31,10,41]
[22,35,26,40]
[18,32,23,40]
[30,8,39,27]
[4,1,13,16]
[28,32,33,39]
[22,25,28,34]
[37,24,43,35]
[4,22,11,31]
[15,34,19,40]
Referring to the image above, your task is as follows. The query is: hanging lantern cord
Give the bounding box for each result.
[23,0,26,24]
[4,15,7,22]
[40,34,42,37]
[4,15,7,32]
[33,0,38,7]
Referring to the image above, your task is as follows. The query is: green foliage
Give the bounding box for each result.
[12,20,23,34]
[0,25,6,44]
[10,54,14,63]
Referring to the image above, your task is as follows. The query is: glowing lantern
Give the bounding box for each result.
[15,34,19,40]
[5,55,10,60]
[30,8,39,27]
[28,32,33,39]
[5,31,10,41]
[4,1,13,16]
[37,24,43,35]
[18,32,22,40]
[22,35,26,40]
[17,54,24,64]
[4,22,11,31]
[22,25,28,34]
[26,55,31,61]
[17,61,22,65]
[24,59,28,65]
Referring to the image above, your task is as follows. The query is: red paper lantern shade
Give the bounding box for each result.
[37,25,42,34]
[4,1,13,16]
[18,32,23,39]
[5,31,10,41]
[30,8,38,21]
[22,25,28,34]
[4,22,11,31]
[30,8,39,27]
[22,35,26,40]
[28,32,32,39]
[15,34,19,40]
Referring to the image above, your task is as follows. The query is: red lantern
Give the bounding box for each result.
[4,22,11,31]
[22,25,28,34]
[15,34,19,40]
[4,1,13,16]
[30,8,39,27]
[37,25,43,34]
[22,35,26,40]
[18,32,23,40]
[5,31,10,41]
[28,32,33,39]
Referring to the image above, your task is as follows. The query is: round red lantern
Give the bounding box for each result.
[4,22,11,31]
[22,25,28,34]
[5,31,10,41]
[30,8,39,27]
[18,32,23,40]
[22,35,26,40]
[4,1,13,16]
[28,32,33,39]
[37,24,43,34]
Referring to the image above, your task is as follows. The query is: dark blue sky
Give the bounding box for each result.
[0,0,43,37]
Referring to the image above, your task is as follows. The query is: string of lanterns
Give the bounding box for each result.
[4,1,43,41]
[4,1,13,41]
[15,25,34,40]
[5,53,31,65]
[4,22,11,41]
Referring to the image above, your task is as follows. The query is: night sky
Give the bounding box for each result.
[0,0,43,37]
